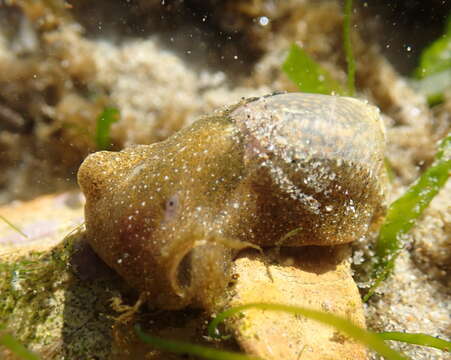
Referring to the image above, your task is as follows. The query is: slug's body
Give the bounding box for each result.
[78,93,387,310]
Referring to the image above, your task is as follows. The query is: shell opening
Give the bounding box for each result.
[168,239,197,297]
[176,249,193,290]
[167,233,261,298]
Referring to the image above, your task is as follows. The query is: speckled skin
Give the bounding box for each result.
[78,93,387,310]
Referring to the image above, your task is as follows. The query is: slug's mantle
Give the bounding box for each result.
[77,93,387,310]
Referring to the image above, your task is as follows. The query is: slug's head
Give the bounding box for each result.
[78,118,247,310]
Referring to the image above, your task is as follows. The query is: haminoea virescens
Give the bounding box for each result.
[77,92,387,310]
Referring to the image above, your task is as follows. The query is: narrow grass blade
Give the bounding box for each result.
[208,303,407,360]
[379,332,450,352]
[0,215,28,239]
[365,133,451,301]
[343,0,355,96]
[0,325,40,360]
[135,325,261,360]
[95,107,119,150]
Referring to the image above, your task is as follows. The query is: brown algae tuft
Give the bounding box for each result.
[78,92,388,311]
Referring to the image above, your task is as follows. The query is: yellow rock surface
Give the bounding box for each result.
[228,247,367,360]
[0,191,84,256]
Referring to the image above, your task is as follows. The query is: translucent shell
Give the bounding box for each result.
[78,93,387,310]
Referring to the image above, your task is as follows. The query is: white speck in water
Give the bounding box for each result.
[258,16,269,26]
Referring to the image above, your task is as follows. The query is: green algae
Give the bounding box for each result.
[0,236,75,357]
[1,251,66,341]
[0,233,123,359]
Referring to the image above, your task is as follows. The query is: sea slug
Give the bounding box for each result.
[78,93,387,310]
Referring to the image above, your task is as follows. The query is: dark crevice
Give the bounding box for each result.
[176,250,193,290]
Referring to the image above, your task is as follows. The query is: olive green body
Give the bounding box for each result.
[78,93,387,310]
